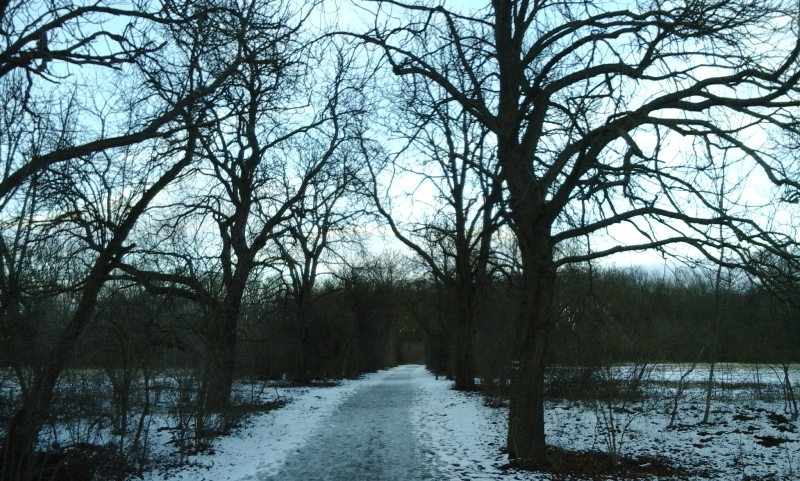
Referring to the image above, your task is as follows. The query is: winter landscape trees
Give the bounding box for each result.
[355,0,800,461]
[0,0,254,477]
[2,0,800,478]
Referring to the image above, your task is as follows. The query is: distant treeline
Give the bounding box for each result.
[9,259,793,384]
[5,256,413,383]
[548,265,800,365]
[456,264,800,387]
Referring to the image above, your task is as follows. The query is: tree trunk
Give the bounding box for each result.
[293,287,313,384]
[294,328,310,384]
[507,328,549,460]
[453,315,476,390]
[453,285,477,391]
[201,272,246,420]
[702,361,715,424]
[202,308,237,415]
[505,226,557,462]
[3,407,38,481]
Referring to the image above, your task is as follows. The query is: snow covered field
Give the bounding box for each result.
[143,364,800,480]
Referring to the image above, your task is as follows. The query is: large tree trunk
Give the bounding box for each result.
[202,305,238,415]
[507,329,550,460]
[507,249,555,461]
[200,269,247,423]
[505,222,557,461]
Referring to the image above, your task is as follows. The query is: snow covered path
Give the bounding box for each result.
[144,364,511,481]
[261,364,442,480]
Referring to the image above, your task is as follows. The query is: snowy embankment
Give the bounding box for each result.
[413,364,800,480]
[144,364,800,481]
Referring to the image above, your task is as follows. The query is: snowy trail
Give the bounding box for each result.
[144,364,510,481]
[260,364,442,480]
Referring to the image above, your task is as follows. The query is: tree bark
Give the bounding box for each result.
[507,326,549,460]
[453,308,476,390]
[202,268,248,418]
[502,168,557,460]
[291,283,314,384]
[202,312,237,416]
[506,245,556,460]
[453,284,477,391]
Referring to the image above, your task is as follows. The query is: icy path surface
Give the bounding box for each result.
[143,365,512,481]
[261,364,442,480]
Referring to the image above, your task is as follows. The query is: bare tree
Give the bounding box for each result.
[176,0,325,422]
[2,126,201,481]
[275,147,367,383]
[117,28,367,416]
[365,81,504,390]
[0,1,258,477]
[354,0,800,461]
[0,0,246,202]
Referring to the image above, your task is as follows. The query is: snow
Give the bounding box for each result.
[142,364,800,481]
[142,371,390,481]
[411,372,515,480]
